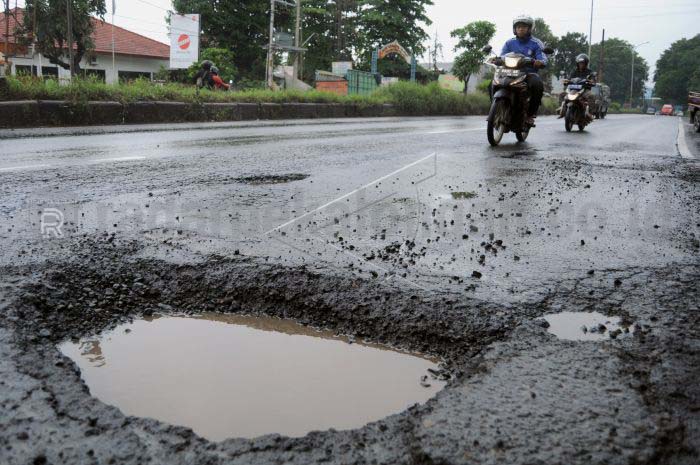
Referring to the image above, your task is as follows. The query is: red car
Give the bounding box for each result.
[660,104,674,116]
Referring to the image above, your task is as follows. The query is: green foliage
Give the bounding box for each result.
[533,18,556,93]
[377,56,436,83]
[374,81,490,115]
[450,21,496,93]
[476,77,491,95]
[355,0,433,66]
[654,35,700,104]
[18,0,107,73]
[609,102,622,113]
[187,48,238,83]
[589,38,648,104]
[550,32,588,80]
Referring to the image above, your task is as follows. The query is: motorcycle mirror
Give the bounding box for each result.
[482,45,492,54]
[543,47,555,55]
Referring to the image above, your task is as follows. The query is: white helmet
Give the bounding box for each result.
[513,15,535,35]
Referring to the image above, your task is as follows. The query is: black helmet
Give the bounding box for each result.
[576,54,589,66]
[201,60,213,70]
[211,66,219,75]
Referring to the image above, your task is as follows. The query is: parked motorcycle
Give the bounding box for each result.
[484,46,554,146]
[563,77,595,132]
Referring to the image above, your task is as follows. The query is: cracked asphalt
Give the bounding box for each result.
[0,114,698,464]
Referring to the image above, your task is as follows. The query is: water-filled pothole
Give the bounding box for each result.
[59,313,446,441]
[543,311,633,341]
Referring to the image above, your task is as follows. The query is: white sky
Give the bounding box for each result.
[14,0,700,79]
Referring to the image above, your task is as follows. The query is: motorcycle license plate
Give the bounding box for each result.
[568,84,583,90]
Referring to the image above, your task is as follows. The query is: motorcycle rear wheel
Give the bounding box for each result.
[694,112,700,133]
[516,125,529,142]
[487,99,507,146]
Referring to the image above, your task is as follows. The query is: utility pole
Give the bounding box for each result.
[66,0,74,79]
[266,0,275,89]
[293,0,301,80]
[588,0,594,57]
[3,0,9,71]
[630,51,635,107]
[598,28,605,83]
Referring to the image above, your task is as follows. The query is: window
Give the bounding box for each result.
[118,71,152,83]
[15,65,34,76]
[83,69,106,82]
[42,67,59,78]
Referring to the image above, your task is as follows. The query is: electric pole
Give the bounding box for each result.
[266,0,275,89]
[293,0,301,80]
[588,0,594,57]
[598,28,605,83]
[4,0,9,69]
[66,0,74,79]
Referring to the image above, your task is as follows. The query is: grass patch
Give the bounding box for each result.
[451,191,477,200]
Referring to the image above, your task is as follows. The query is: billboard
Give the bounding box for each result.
[170,14,200,69]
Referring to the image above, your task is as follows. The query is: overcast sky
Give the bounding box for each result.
[14,0,700,80]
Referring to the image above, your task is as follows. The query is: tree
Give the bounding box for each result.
[533,18,556,93]
[654,35,700,104]
[450,20,495,93]
[18,0,106,74]
[429,30,444,72]
[172,0,279,79]
[299,0,358,81]
[550,32,588,80]
[355,0,433,67]
[589,38,649,104]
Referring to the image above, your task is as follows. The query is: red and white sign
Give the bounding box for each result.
[170,14,200,69]
[178,34,191,50]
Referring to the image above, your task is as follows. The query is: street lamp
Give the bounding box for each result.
[629,41,649,107]
[605,41,649,107]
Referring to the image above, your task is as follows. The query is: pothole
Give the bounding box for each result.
[234,173,310,184]
[59,312,447,441]
[542,311,633,341]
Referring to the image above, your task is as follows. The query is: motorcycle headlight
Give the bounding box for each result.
[505,56,520,68]
[567,93,578,101]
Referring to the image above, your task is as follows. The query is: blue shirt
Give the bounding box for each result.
[500,36,547,73]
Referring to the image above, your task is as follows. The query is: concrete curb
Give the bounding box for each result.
[0,100,412,128]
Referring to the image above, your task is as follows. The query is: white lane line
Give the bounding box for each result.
[266,152,437,234]
[677,118,694,159]
[95,156,147,163]
[0,164,50,172]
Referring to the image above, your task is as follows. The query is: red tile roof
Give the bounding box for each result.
[1,8,169,59]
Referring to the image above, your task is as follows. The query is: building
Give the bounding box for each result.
[0,8,169,84]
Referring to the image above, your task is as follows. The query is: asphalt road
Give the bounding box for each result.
[0,114,699,464]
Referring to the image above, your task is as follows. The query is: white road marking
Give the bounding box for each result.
[95,156,147,163]
[0,164,50,172]
[266,152,437,234]
[677,118,694,159]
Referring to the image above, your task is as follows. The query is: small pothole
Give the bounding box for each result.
[59,312,446,441]
[234,173,310,184]
[542,311,633,341]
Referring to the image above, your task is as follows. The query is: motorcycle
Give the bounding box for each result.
[483,46,554,146]
[562,77,595,132]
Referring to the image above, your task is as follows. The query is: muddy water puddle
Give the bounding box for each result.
[543,311,632,341]
[59,313,445,441]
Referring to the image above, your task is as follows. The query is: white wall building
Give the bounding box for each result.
[1,8,169,84]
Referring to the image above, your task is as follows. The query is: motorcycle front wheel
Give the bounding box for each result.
[487,99,508,146]
[565,106,574,132]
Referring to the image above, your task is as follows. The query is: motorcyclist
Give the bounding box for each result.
[210,66,231,90]
[558,54,597,120]
[194,60,215,89]
[500,14,547,126]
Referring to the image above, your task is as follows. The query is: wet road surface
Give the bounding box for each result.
[0,114,698,464]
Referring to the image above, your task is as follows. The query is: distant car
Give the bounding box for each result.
[646,107,656,115]
[660,104,674,116]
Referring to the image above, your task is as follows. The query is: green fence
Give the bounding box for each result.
[347,70,378,96]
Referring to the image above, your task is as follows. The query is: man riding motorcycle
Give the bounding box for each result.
[558,54,597,121]
[499,15,547,126]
